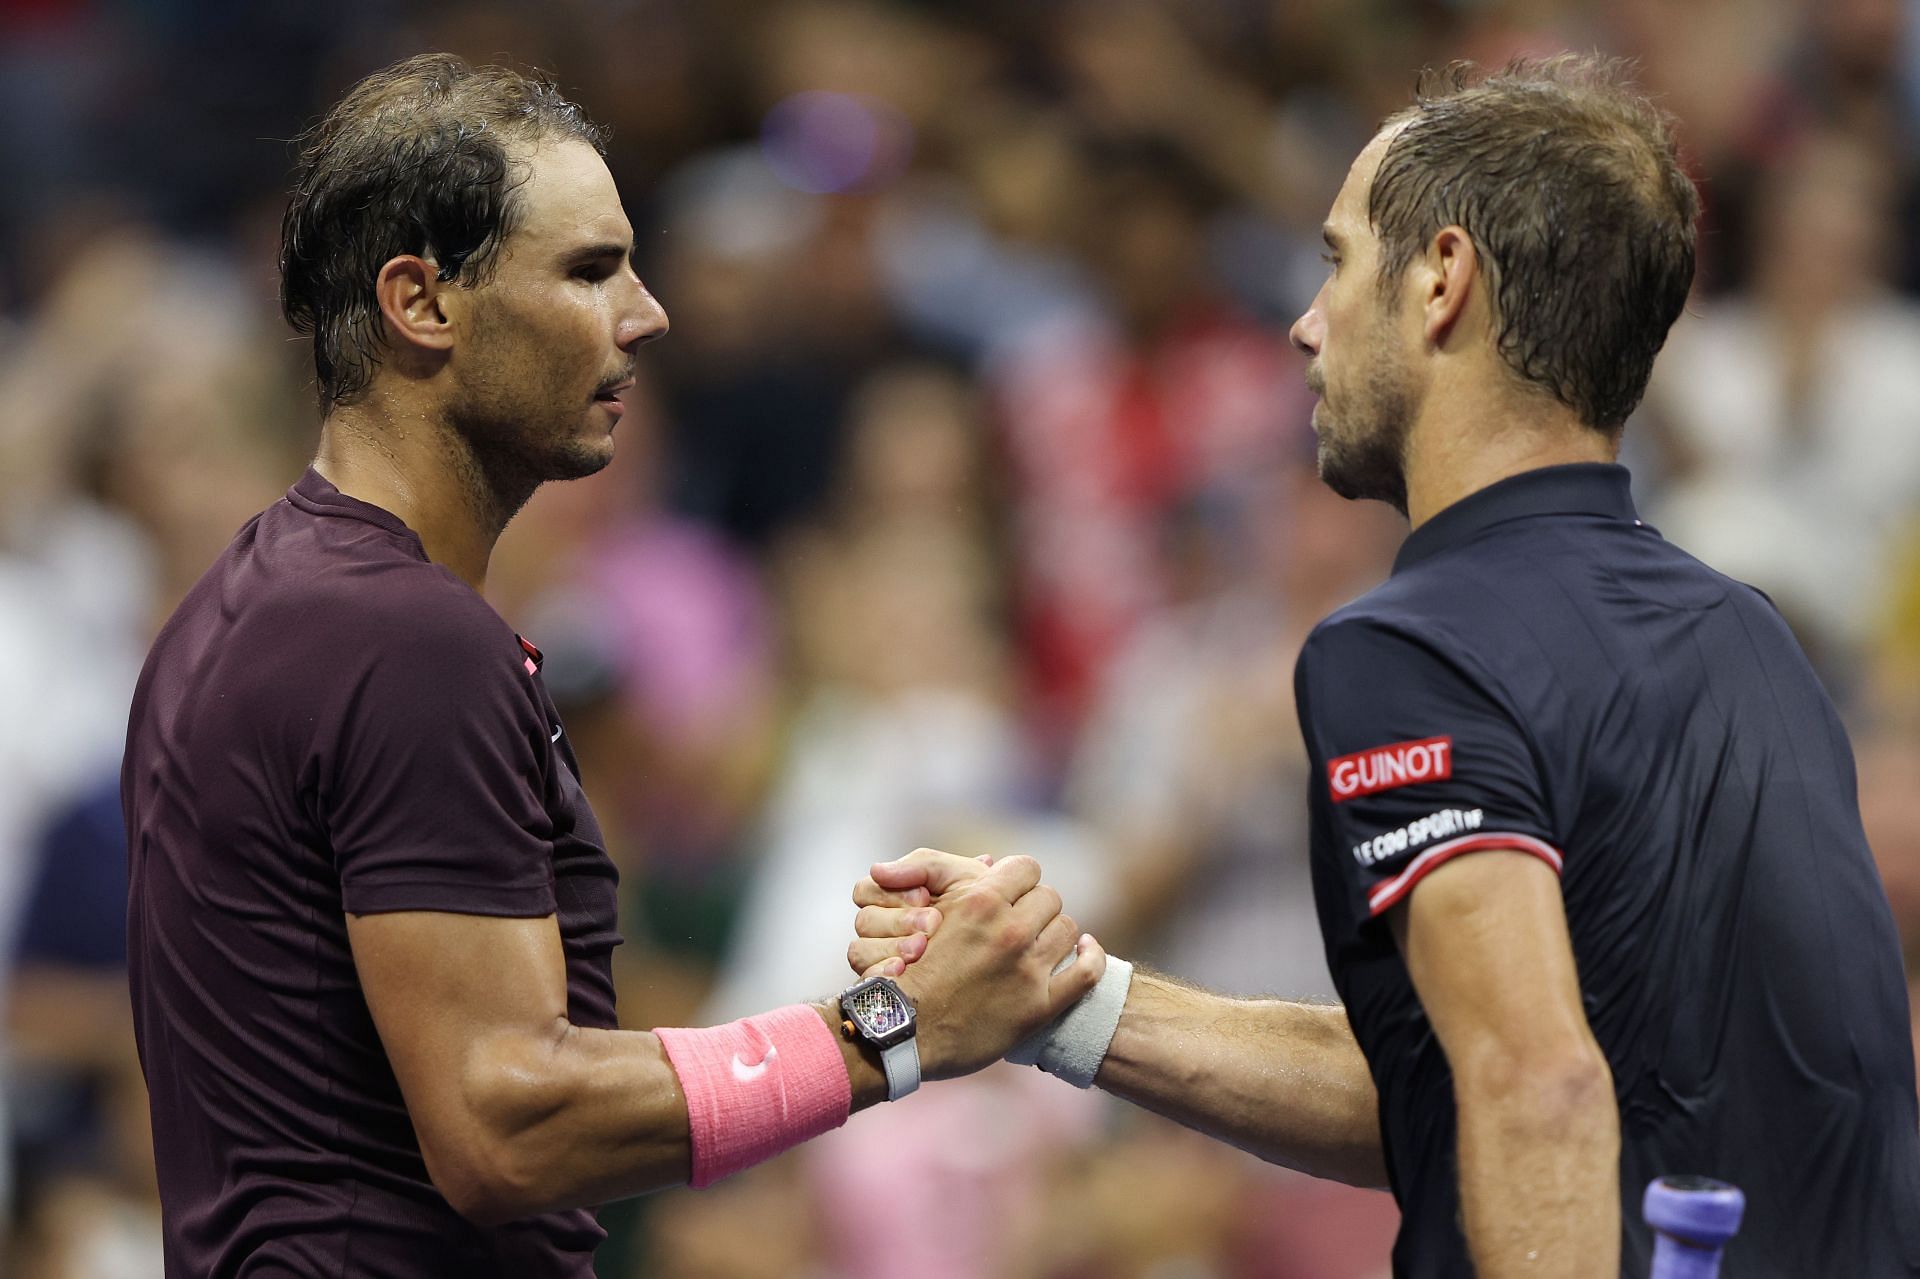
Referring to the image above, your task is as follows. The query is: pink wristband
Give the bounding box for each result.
[655,1004,852,1188]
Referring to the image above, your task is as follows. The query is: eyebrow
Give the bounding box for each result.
[562,240,633,265]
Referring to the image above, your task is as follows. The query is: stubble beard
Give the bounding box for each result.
[1315,336,1412,518]
[443,385,612,532]
[444,315,616,532]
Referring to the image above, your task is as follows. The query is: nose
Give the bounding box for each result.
[1289,286,1325,357]
[618,273,670,351]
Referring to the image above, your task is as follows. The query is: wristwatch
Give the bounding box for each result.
[837,975,921,1101]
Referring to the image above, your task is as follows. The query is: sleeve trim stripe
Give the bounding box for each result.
[1365,832,1564,917]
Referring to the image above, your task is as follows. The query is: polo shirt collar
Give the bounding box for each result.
[288,467,426,553]
[1393,462,1640,575]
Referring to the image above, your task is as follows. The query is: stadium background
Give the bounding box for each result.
[1,0,1917,1274]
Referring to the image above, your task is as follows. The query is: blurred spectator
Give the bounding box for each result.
[1863,524,1920,1088]
[1067,459,1400,994]
[693,360,1118,1279]
[706,360,1113,1021]
[1779,0,1920,290]
[7,783,159,1279]
[1056,458,1404,1279]
[650,148,875,547]
[1862,713,1920,1082]
[640,1158,826,1278]
[1040,1116,1393,1279]
[0,222,291,1278]
[991,135,1310,755]
[1642,130,1920,673]
[872,97,1104,361]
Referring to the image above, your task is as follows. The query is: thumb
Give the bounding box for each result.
[1045,934,1108,1015]
[871,847,993,897]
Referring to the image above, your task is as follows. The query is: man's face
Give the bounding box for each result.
[1289,129,1416,515]
[446,137,668,493]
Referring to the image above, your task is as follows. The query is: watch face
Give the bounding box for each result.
[846,978,915,1045]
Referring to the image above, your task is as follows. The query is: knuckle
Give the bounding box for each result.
[951,890,994,920]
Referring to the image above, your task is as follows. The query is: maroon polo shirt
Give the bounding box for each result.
[124,468,621,1278]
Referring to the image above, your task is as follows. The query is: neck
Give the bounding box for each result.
[313,391,524,593]
[1402,379,1617,529]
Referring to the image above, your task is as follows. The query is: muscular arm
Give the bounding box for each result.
[1394,850,1618,1277]
[853,851,1386,1188]
[347,909,890,1225]
[1095,971,1387,1187]
[351,854,1097,1226]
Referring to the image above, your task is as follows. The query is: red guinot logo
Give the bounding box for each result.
[1328,736,1453,803]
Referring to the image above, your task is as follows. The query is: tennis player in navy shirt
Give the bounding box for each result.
[855,56,1920,1277]
[123,54,1107,1279]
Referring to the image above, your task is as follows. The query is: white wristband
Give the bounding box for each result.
[1006,956,1133,1088]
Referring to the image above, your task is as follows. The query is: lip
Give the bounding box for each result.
[593,379,634,420]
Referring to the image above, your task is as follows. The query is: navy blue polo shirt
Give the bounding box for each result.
[1294,464,1920,1278]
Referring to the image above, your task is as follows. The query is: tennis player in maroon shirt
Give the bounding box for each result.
[122,54,1105,1279]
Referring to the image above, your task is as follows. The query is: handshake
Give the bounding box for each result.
[840,848,1133,1091]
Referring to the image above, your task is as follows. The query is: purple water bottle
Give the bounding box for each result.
[1644,1176,1745,1279]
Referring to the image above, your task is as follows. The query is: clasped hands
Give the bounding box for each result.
[843,848,1106,1081]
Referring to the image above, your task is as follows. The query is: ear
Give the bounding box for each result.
[373,255,456,356]
[1420,226,1479,348]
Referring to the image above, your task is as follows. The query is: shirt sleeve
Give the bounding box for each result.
[1294,616,1561,926]
[314,584,559,918]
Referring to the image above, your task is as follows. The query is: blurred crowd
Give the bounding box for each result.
[1,0,1917,1275]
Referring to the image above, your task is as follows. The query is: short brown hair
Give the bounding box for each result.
[1370,55,1699,431]
[280,54,607,413]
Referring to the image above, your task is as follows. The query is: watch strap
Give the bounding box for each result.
[879,1036,921,1101]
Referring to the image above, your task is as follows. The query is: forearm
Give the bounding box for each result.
[1094,970,1387,1187]
[1454,1049,1619,1277]
[458,1003,887,1221]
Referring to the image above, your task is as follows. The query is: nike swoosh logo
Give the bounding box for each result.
[550,725,563,742]
[731,1045,777,1083]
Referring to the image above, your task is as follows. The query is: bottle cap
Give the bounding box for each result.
[1643,1175,1745,1245]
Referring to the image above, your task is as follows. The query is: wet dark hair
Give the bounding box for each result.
[279,53,608,412]
[1370,55,1699,431]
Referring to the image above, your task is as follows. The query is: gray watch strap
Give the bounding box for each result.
[879,1037,921,1101]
